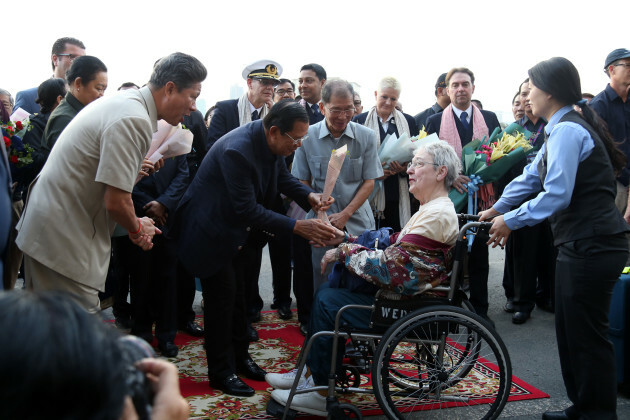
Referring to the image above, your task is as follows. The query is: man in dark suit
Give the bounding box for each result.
[426,67,500,324]
[174,101,338,397]
[205,60,283,339]
[297,63,326,124]
[413,72,450,130]
[14,37,86,114]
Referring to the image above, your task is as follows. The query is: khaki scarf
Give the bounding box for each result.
[237,93,269,126]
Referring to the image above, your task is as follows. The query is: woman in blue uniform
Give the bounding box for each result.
[480,57,628,420]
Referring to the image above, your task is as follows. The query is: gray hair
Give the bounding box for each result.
[149,52,207,91]
[0,89,14,106]
[417,141,461,190]
[378,76,401,93]
[321,78,354,104]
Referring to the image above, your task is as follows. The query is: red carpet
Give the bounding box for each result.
[165,312,548,419]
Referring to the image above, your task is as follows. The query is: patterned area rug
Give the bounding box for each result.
[170,312,548,419]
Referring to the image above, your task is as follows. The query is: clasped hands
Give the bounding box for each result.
[129,217,162,251]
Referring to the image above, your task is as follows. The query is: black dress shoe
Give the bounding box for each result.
[158,341,179,358]
[504,300,515,313]
[277,304,292,320]
[299,323,308,336]
[209,374,255,397]
[247,324,259,342]
[512,311,531,324]
[179,320,204,337]
[236,356,267,381]
[248,310,262,323]
[542,409,571,420]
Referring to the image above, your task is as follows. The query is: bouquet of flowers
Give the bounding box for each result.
[319,145,348,223]
[2,117,34,170]
[448,123,534,213]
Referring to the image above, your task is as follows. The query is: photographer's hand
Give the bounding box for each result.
[135,358,189,420]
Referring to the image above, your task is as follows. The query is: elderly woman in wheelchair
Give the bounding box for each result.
[267,140,498,417]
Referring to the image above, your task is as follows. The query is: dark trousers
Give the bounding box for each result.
[502,220,557,312]
[176,261,197,326]
[242,238,265,321]
[269,230,293,306]
[468,230,490,315]
[292,234,314,325]
[111,236,131,320]
[126,235,178,344]
[201,250,250,380]
[555,234,627,419]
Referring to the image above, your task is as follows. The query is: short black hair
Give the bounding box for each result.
[0,290,128,420]
[36,78,67,114]
[275,78,295,91]
[300,63,327,81]
[66,56,107,86]
[205,105,216,121]
[51,37,85,71]
[263,100,308,133]
[149,52,207,91]
[471,99,483,109]
[117,82,140,91]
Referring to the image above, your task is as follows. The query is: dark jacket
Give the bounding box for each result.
[42,92,84,157]
[425,108,501,145]
[206,99,239,150]
[182,110,208,179]
[174,120,313,278]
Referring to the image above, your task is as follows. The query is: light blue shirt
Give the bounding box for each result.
[494,106,595,230]
[292,120,383,235]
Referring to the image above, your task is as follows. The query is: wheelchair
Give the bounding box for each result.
[266,214,512,419]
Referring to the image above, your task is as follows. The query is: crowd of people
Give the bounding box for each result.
[0,36,629,419]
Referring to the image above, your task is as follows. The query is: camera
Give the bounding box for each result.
[118,335,156,420]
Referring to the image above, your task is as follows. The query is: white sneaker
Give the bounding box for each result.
[265,368,306,390]
[270,377,327,417]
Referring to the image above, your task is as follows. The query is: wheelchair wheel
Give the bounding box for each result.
[372,306,511,419]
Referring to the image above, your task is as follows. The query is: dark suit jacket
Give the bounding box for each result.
[206,99,239,150]
[174,120,312,278]
[353,111,419,139]
[14,87,40,115]
[182,110,208,179]
[425,108,500,146]
[0,132,11,286]
[298,99,325,125]
[133,155,189,235]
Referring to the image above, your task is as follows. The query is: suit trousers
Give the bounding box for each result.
[126,235,178,344]
[467,230,490,315]
[555,233,627,419]
[176,261,197,326]
[242,238,265,320]
[502,220,557,312]
[292,234,314,325]
[201,249,250,380]
[268,230,293,306]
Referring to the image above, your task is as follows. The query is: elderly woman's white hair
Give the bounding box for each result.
[415,141,462,190]
[378,76,401,93]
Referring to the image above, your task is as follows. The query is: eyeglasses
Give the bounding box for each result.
[275,89,294,95]
[407,160,439,171]
[254,78,279,87]
[325,107,355,117]
[613,63,630,68]
[56,53,81,60]
[285,132,308,145]
[354,100,362,105]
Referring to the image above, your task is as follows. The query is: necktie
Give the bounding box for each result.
[311,103,319,115]
[251,110,259,121]
[460,111,469,130]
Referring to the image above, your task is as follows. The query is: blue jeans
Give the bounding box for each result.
[306,283,374,386]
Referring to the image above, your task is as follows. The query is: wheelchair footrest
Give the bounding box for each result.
[266,397,298,419]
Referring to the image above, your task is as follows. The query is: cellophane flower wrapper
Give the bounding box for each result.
[379,132,439,168]
[318,145,347,223]
[448,125,532,212]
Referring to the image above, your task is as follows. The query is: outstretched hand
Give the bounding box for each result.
[293,219,338,247]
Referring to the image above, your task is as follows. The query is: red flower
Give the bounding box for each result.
[3,136,10,149]
[15,121,23,131]
[10,155,18,164]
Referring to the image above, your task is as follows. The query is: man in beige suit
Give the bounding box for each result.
[16,52,207,312]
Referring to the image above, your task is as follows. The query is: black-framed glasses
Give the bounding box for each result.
[325,107,355,117]
[56,53,81,60]
[275,89,294,95]
[613,63,630,68]
[407,160,439,171]
[254,78,279,87]
[285,133,308,145]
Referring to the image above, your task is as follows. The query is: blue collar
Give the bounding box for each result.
[545,106,573,135]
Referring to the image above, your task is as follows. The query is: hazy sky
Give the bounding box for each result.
[2,0,625,123]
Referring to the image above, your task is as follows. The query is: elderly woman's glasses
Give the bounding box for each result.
[407,160,439,171]
[285,132,308,145]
